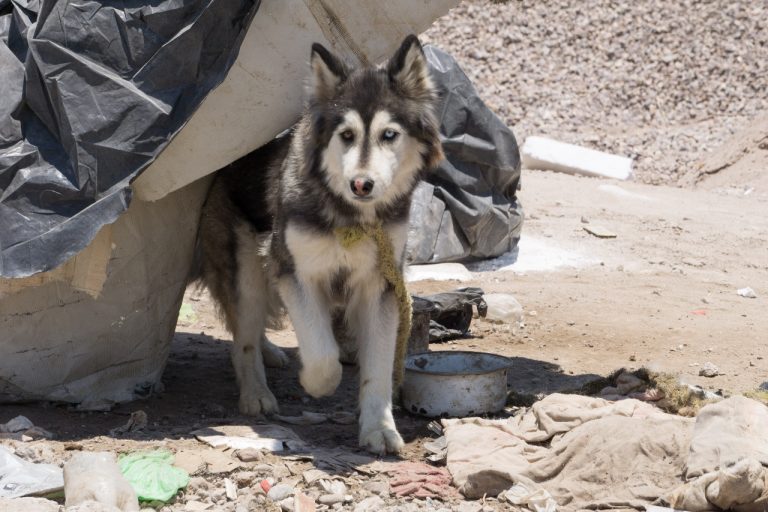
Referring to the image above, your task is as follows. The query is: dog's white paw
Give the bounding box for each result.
[262,340,290,368]
[239,388,279,416]
[300,357,342,398]
[359,424,404,455]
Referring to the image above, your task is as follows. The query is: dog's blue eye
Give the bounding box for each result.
[340,129,354,142]
[382,129,399,142]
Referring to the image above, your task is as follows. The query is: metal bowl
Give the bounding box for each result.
[401,351,512,418]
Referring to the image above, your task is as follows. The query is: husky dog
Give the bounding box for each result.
[197,35,443,454]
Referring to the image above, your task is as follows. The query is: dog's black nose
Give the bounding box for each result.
[351,177,374,197]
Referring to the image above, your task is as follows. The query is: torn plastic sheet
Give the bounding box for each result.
[406,46,523,264]
[0,445,64,498]
[0,0,260,278]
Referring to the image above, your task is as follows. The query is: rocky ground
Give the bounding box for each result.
[3,2,768,511]
[422,0,768,185]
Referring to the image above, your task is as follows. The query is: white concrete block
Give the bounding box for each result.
[521,136,633,180]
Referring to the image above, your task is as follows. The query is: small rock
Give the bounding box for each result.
[188,477,210,492]
[737,287,757,298]
[235,448,263,462]
[2,415,34,433]
[699,362,720,378]
[457,501,483,512]
[280,497,295,512]
[224,478,237,501]
[580,216,589,224]
[302,469,330,485]
[21,426,54,440]
[268,484,295,502]
[629,354,637,362]
[233,471,256,486]
[184,500,211,512]
[319,494,345,505]
[319,480,346,496]
[354,496,385,512]
[362,480,391,497]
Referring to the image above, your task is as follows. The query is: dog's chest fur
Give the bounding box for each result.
[285,221,407,301]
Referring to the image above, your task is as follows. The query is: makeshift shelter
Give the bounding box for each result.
[0,0,521,404]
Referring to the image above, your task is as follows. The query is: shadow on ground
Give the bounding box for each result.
[1,333,603,449]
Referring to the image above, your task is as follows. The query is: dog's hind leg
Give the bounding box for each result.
[348,288,404,455]
[278,275,342,398]
[232,230,279,415]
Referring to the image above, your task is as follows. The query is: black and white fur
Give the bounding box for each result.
[197,35,443,454]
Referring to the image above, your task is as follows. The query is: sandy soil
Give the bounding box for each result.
[3,169,766,511]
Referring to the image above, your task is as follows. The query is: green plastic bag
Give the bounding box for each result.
[118,451,189,502]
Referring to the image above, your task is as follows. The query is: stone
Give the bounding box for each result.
[268,483,295,502]
[354,496,385,512]
[699,362,720,378]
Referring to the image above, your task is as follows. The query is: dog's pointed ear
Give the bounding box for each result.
[387,35,434,100]
[310,43,347,101]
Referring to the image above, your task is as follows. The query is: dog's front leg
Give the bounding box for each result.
[351,289,404,455]
[278,275,342,398]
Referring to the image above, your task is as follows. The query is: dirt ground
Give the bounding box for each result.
[3,166,766,511]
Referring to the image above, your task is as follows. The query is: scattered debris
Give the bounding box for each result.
[118,451,189,502]
[501,483,558,512]
[582,225,618,239]
[353,495,386,512]
[235,448,264,463]
[267,483,294,501]
[192,424,307,452]
[483,293,523,327]
[64,451,139,510]
[423,436,448,464]
[110,410,148,436]
[0,415,33,433]
[362,480,391,498]
[381,461,460,499]
[0,446,63,498]
[737,287,757,298]
[699,362,721,378]
[224,478,237,501]
[405,263,473,283]
[0,497,60,512]
[0,416,54,442]
[306,449,377,476]
[274,411,328,426]
[174,449,242,475]
[521,135,633,180]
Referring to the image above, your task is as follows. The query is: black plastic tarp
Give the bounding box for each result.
[407,46,522,264]
[0,0,260,278]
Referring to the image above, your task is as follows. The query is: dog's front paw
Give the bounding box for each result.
[299,357,342,398]
[262,340,290,368]
[359,424,404,455]
[239,388,279,416]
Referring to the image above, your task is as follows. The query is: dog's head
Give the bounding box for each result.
[306,35,443,211]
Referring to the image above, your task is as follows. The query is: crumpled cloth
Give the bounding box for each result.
[684,395,768,478]
[378,461,461,499]
[118,451,189,502]
[666,395,768,512]
[443,394,690,507]
[443,394,768,511]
